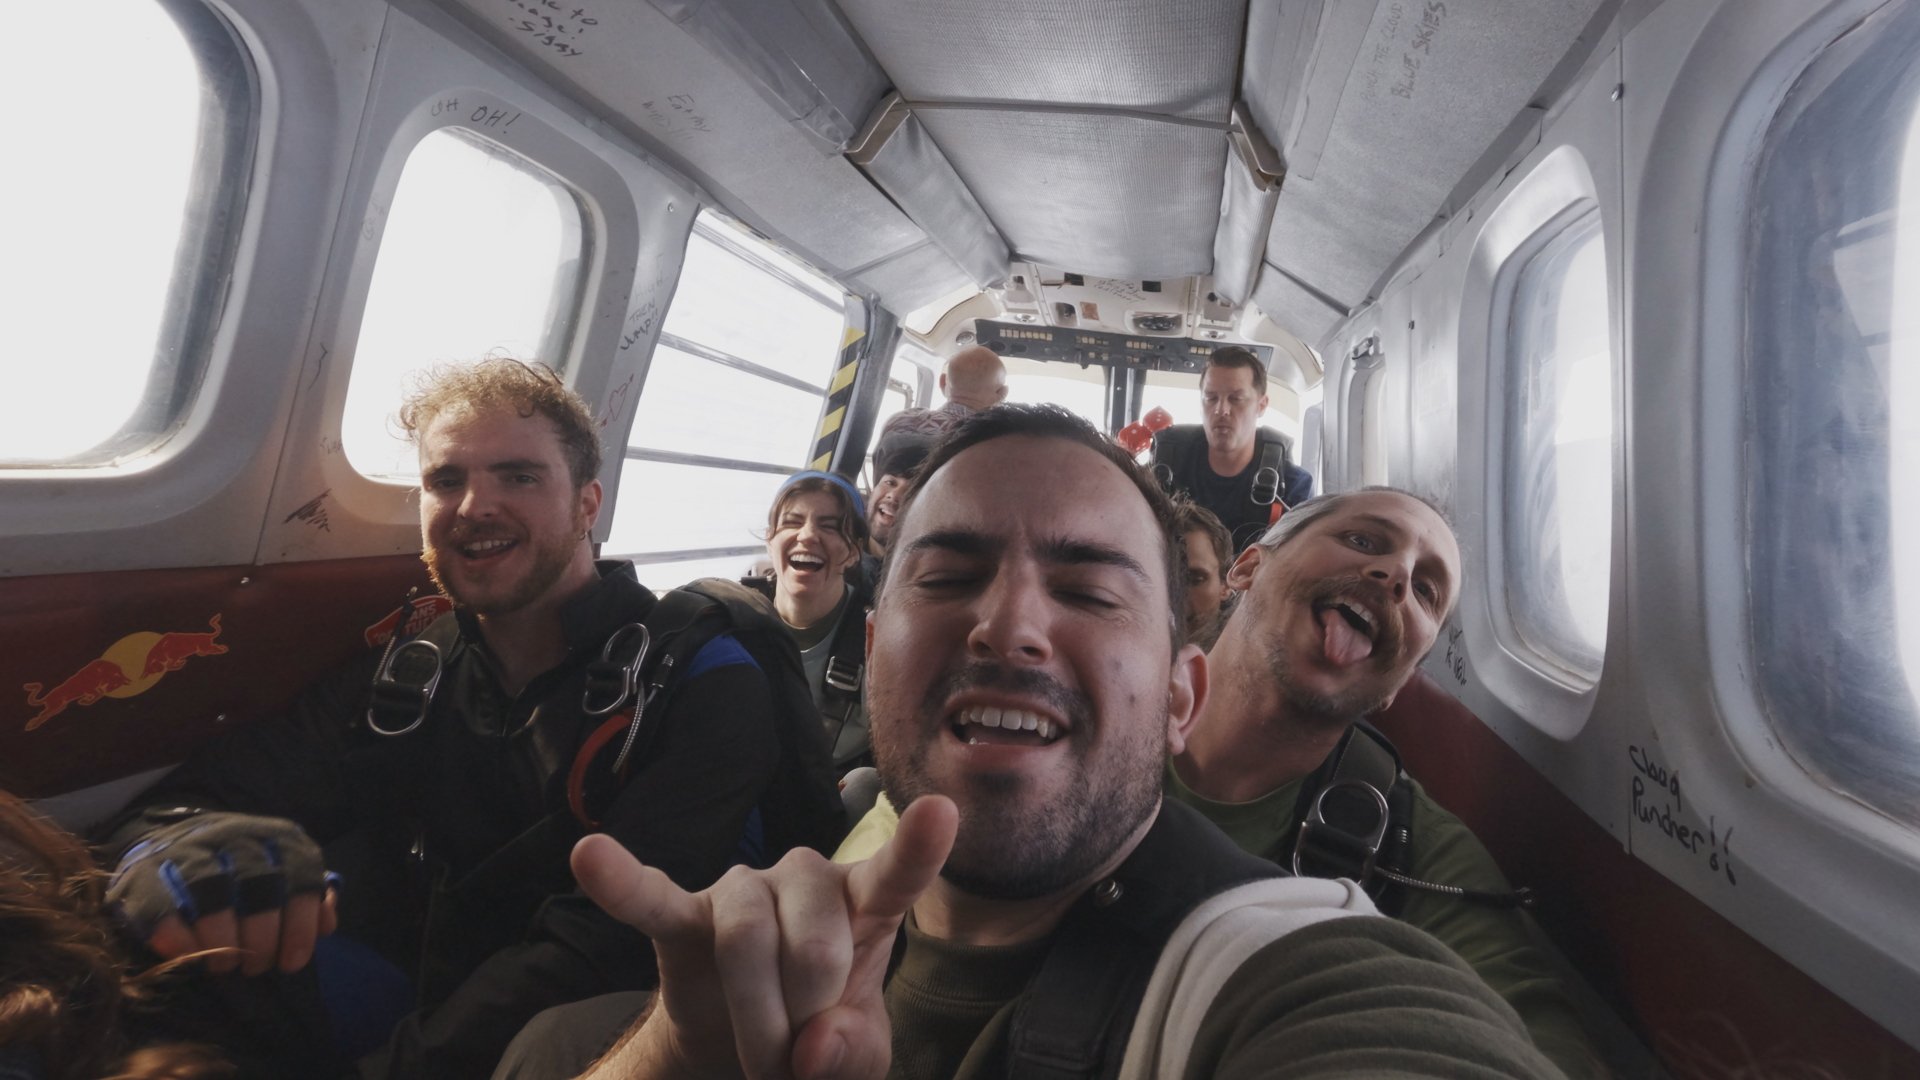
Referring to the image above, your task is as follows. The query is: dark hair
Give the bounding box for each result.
[1202,344,1267,398]
[878,404,1186,651]
[0,792,232,1079]
[1171,498,1231,580]
[398,358,603,490]
[766,473,870,552]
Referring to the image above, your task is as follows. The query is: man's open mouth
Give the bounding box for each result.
[1312,599,1378,665]
[950,704,1063,746]
[459,537,517,561]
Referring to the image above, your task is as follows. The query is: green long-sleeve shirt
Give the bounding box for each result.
[884,911,1560,1079]
[1166,762,1605,1079]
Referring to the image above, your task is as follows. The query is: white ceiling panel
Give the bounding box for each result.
[919,110,1227,279]
[835,0,1247,119]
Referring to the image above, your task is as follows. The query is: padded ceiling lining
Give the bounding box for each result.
[436,0,971,313]
[834,0,1246,119]
[1256,0,1607,344]
[917,110,1227,279]
[837,0,1247,279]
[846,240,981,318]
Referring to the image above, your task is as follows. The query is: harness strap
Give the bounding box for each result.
[567,709,636,828]
[567,589,720,828]
[365,612,462,737]
[1250,438,1285,507]
[1288,724,1534,913]
[821,591,868,718]
[1005,802,1284,1080]
[1291,725,1400,878]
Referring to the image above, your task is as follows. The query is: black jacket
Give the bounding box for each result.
[1151,425,1315,551]
[102,562,840,1079]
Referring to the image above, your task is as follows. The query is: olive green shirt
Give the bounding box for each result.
[1166,762,1604,1080]
[883,910,1560,1079]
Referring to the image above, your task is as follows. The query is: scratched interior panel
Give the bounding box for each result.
[1373,672,1920,1079]
[1264,0,1602,322]
[0,556,436,799]
[434,0,942,297]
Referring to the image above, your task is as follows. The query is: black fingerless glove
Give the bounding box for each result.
[106,809,329,936]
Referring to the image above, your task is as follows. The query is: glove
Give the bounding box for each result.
[107,810,329,937]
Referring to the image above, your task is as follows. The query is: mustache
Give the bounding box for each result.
[1300,575,1405,659]
[447,523,518,542]
[923,661,1093,730]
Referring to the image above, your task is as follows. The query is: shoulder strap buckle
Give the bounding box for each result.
[367,639,444,737]
[1250,439,1286,506]
[824,655,862,694]
[1250,465,1281,505]
[582,623,651,717]
[1292,778,1390,881]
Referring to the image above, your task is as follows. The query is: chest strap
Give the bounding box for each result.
[568,589,718,828]
[1004,801,1283,1080]
[1289,724,1535,913]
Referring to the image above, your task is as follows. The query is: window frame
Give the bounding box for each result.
[340,125,595,484]
[1494,202,1613,688]
[1706,0,1920,842]
[3,0,256,468]
[1454,144,1616,739]
[605,210,851,586]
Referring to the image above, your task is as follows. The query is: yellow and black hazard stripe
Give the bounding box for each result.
[808,323,867,470]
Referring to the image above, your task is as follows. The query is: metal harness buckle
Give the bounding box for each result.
[824,655,862,694]
[582,623,650,717]
[1251,465,1281,506]
[367,639,443,737]
[1292,779,1391,881]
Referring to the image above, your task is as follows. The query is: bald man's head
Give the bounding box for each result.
[940,345,1008,411]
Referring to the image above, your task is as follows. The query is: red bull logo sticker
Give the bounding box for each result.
[22,615,229,732]
[364,595,454,648]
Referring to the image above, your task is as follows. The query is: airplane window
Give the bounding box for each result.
[2,0,245,464]
[628,342,822,465]
[661,224,845,387]
[605,462,786,586]
[1502,208,1612,686]
[1001,358,1108,430]
[343,129,585,481]
[1745,3,1920,828]
[609,212,847,590]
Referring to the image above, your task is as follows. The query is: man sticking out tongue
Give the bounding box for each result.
[1169,487,1607,1080]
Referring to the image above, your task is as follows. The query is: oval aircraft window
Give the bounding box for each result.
[343,128,587,482]
[2,0,247,465]
[1746,2,1920,829]
[1503,208,1612,686]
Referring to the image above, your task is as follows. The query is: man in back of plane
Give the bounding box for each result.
[97,359,842,1079]
[1169,488,1603,1078]
[878,344,1008,443]
[538,406,1556,1080]
[1151,345,1312,551]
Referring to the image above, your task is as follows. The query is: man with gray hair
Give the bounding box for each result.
[1170,487,1603,1079]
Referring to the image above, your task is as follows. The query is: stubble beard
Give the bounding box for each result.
[1248,573,1407,728]
[424,509,584,618]
[872,661,1167,901]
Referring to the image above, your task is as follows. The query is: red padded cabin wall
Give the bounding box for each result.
[2,556,437,799]
[1373,673,1920,1078]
